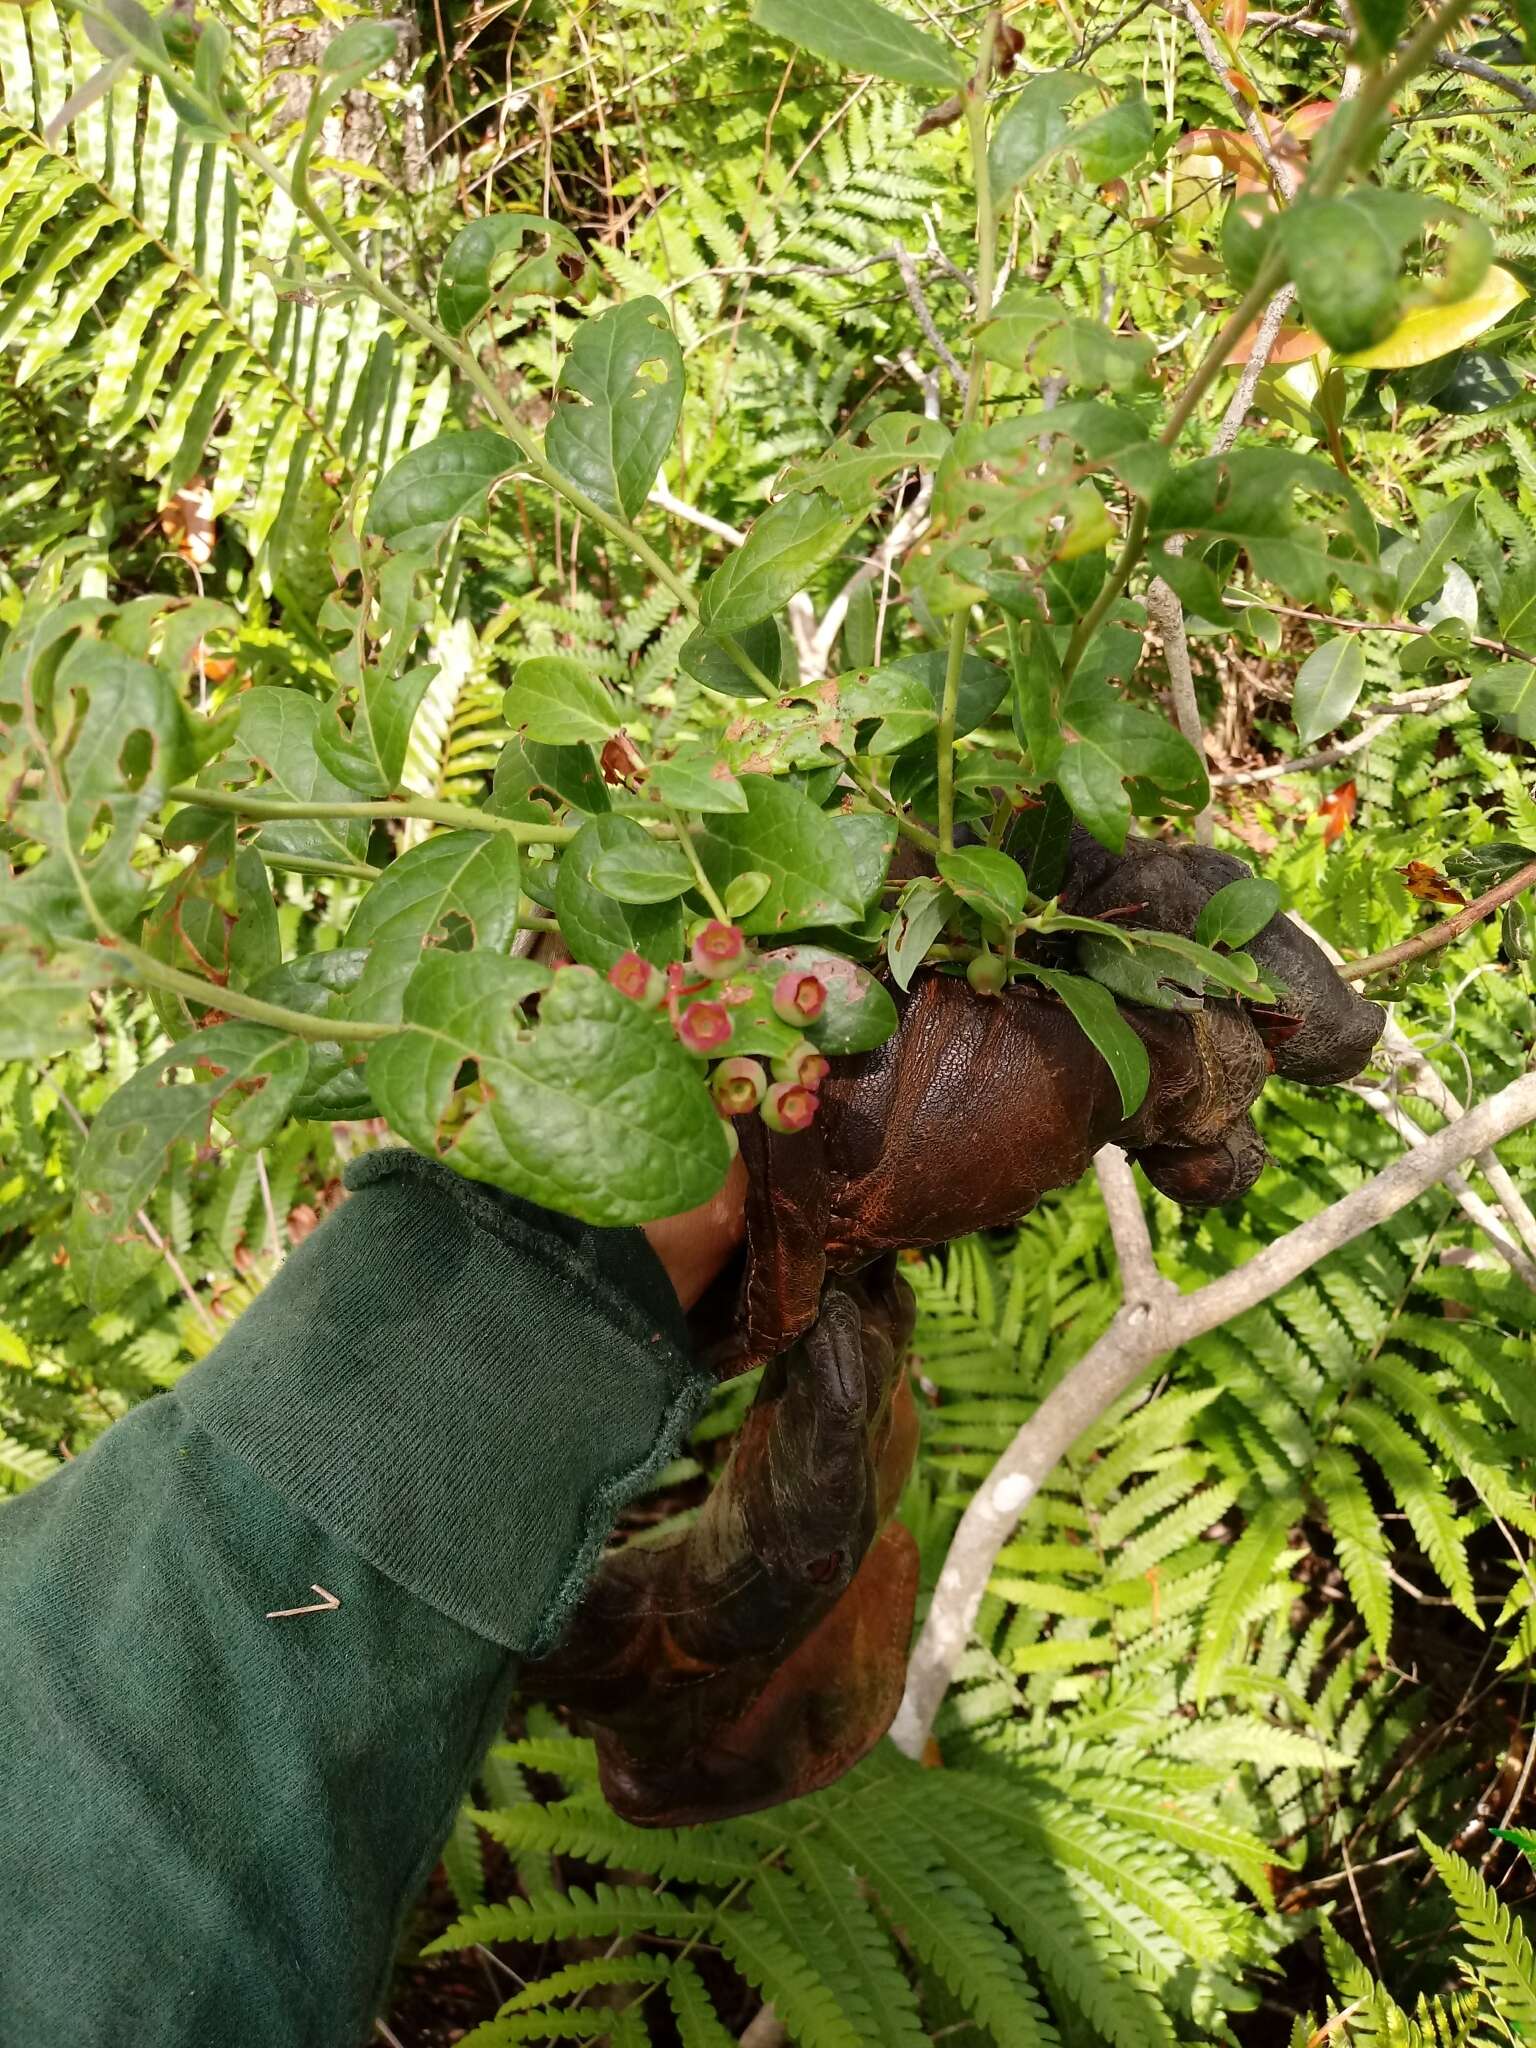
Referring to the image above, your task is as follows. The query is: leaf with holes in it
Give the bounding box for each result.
[369,954,731,1226]
[436,214,591,336]
[1292,634,1366,746]
[781,412,952,507]
[224,687,371,871]
[751,0,965,87]
[6,633,192,940]
[71,1024,310,1305]
[504,656,617,747]
[977,289,1153,393]
[340,831,525,1025]
[546,299,684,521]
[0,935,115,1058]
[699,492,863,635]
[1021,964,1149,1115]
[367,430,519,552]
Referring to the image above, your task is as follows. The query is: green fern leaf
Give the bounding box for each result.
[668,1957,735,2048]
[716,1885,868,2048]
[788,1838,928,2048]
[1315,1445,1394,1656]
[424,1883,706,1954]
[1193,1495,1296,1704]
[1420,1835,1536,2029]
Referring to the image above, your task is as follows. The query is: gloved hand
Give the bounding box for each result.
[521,1260,918,1825]
[528,832,1383,1826]
[707,829,1385,1369]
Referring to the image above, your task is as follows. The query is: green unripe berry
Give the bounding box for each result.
[967,952,1007,997]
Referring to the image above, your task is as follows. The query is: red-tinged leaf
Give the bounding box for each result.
[1319,781,1357,846]
[1223,0,1248,42]
[1225,66,1259,106]
[1397,861,1468,908]
[1223,323,1325,365]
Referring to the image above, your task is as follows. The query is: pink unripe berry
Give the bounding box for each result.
[967,952,1008,997]
[677,1000,733,1056]
[711,1056,768,1115]
[772,970,827,1025]
[691,920,749,980]
[609,951,665,1007]
[772,1039,831,1089]
[761,1081,819,1135]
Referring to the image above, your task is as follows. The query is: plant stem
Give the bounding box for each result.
[1340,859,1536,984]
[110,937,396,1044]
[263,853,382,884]
[169,785,579,845]
[847,763,941,854]
[937,10,1001,854]
[662,803,731,921]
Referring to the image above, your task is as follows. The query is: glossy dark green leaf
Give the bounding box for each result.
[368,955,730,1226]
[989,72,1093,195]
[1430,352,1522,417]
[436,215,590,336]
[759,943,899,1054]
[937,847,1028,930]
[71,1024,309,1304]
[492,739,611,817]
[1293,635,1367,746]
[546,299,684,521]
[1056,697,1209,853]
[693,775,865,935]
[699,492,861,634]
[651,751,749,813]
[679,615,783,697]
[367,430,518,551]
[1022,965,1149,1115]
[590,838,696,904]
[1390,495,1478,614]
[556,815,686,970]
[1195,877,1282,951]
[750,0,965,87]
[503,656,617,747]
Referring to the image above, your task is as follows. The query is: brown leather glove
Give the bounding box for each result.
[706,830,1385,1370]
[521,1261,919,1826]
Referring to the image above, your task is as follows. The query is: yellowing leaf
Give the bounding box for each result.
[1337,265,1525,369]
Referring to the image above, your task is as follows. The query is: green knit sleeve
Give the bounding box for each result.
[0,1155,712,2048]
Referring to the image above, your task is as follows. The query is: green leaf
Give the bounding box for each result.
[1278,197,1402,354]
[435,214,590,336]
[651,751,749,813]
[724,871,772,918]
[1469,661,1536,741]
[367,430,518,551]
[1193,1494,1295,1705]
[368,955,730,1227]
[1070,92,1156,183]
[1020,966,1149,1115]
[887,876,955,991]
[1195,876,1281,950]
[556,816,686,971]
[759,944,898,1053]
[989,72,1094,195]
[228,687,371,869]
[750,0,965,88]
[679,616,783,696]
[546,298,684,521]
[1353,0,1407,58]
[340,831,525,1023]
[6,634,192,937]
[669,1957,736,2048]
[978,289,1153,392]
[591,838,696,904]
[1056,696,1209,853]
[938,847,1027,930]
[693,776,865,935]
[699,492,862,634]
[0,938,113,1057]
[493,739,611,817]
[71,1025,309,1304]
[319,19,397,86]
[1292,635,1367,745]
[782,412,952,505]
[1390,494,1478,614]
[504,656,617,747]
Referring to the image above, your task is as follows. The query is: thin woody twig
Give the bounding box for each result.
[1247,11,1536,111]
[1163,0,1300,199]
[1339,860,1536,983]
[1211,678,1468,787]
[892,1068,1536,1757]
[892,239,965,382]
[1093,1145,1167,1305]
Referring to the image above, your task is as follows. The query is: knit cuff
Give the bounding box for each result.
[178,1151,709,1654]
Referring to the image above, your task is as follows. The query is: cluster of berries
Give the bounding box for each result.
[608,921,830,1137]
